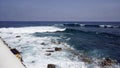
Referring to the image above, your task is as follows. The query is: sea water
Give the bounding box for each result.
[0,21,120,68]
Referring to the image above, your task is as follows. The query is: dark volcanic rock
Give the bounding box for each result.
[47,64,56,68]
[11,48,20,54]
[101,58,114,66]
[46,50,54,52]
[45,53,51,56]
[77,55,93,64]
[81,57,92,63]
[10,48,23,61]
[55,47,62,51]
[16,36,21,38]
[41,42,46,45]
[31,61,35,63]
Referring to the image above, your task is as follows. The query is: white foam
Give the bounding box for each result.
[106,25,112,28]
[80,24,85,27]
[99,25,114,28]
[0,26,65,33]
[99,25,105,28]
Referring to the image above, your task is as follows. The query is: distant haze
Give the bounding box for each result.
[0,0,120,21]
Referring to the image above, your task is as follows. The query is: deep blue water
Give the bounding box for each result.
[0,21,120,62]
[0,21,120,28]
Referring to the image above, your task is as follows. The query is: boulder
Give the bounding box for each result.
[55,47,62,51]
[41,42,46,45]
[10,48,23,61]
[31,61,35,63]
[78,55,93,63]
[101,58,114,66]
[16,36,21,38]
[57,41,61,44]
[47,64,56,68]
[45,53,51,56]
[81,57,92,63]
[11,48,20,54]
[46,50,54,52]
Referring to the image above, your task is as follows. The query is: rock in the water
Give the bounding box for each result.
[41,42,46,45]
[101,58,114,66]
[81,57,92,63]
[31,61,35,63]
[55,47,62,51]
[46,50,54,52]
[10,48,23,61]
[16,36,21,38]
[47,64,55,68]
[11,48,20,54]
[45,53,51,56]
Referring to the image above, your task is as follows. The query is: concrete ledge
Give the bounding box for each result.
[0,38,25,68]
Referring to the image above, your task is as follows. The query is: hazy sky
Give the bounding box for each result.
[0,0,120,21]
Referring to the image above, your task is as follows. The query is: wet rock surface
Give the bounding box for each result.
[46,50,54,52]
[41,42,46,45]
[10,48,23,61]
[101,58,114,66]
[47,64,56,68]
[81,57,92,63]
[45,53,51,56]
[55,47,62,51]
[11,48,20,54]
[16,36,21,38]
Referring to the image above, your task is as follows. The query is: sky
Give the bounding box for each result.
[0,0,120,21]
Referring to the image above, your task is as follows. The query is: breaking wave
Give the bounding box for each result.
[54,23,120,28]
[0,26,66,33]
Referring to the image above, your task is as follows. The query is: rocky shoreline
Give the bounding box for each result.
[1,35,119,68]
[2,29,117,68]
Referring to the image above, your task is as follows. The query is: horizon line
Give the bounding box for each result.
[0,21,120,22]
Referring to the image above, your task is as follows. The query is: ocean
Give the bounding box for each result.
[0,21,120,68]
